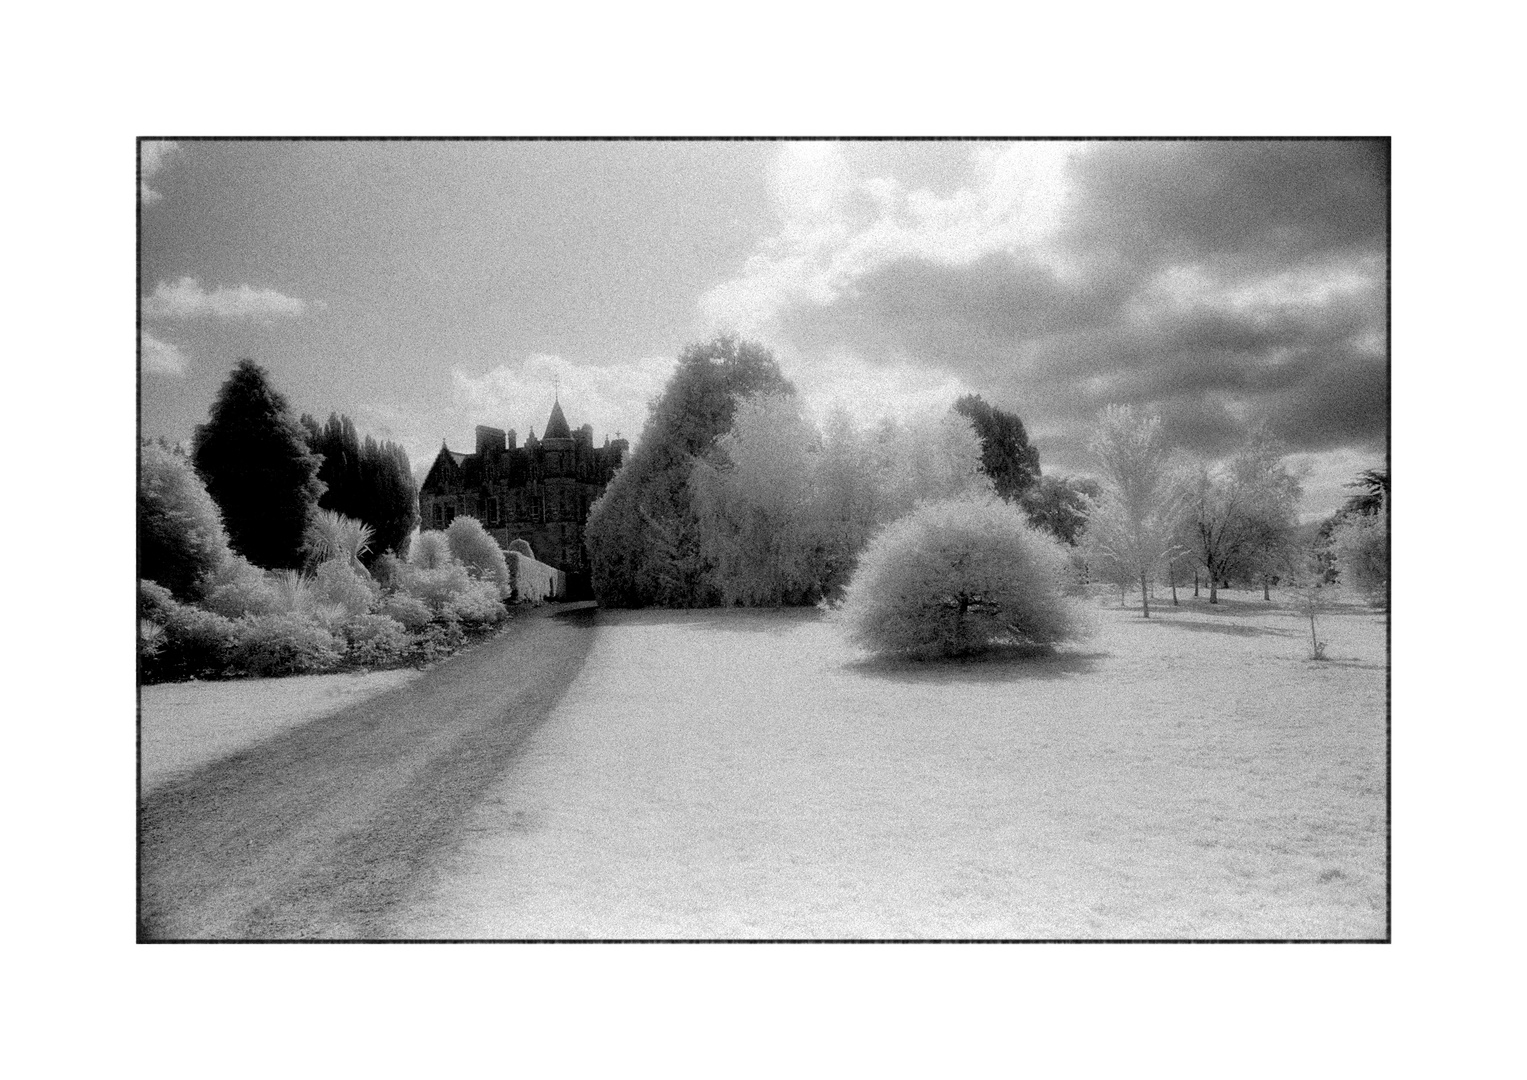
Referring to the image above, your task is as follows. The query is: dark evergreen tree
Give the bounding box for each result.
[300,412,418,563]
[1021,475,1101,546]
[1340,465,1389,517]
[192,359,325,570]
[585,334,794,607]
[952,394,1042,501]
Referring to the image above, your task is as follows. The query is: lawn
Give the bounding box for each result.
[139,668,421,793]
[395,587,1387,940]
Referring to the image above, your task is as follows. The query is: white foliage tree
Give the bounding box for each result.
[1084,405,1182,618]
[691,393,823,606]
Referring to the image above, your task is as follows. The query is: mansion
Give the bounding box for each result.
[419,400,627,594]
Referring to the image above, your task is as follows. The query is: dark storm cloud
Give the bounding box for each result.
[777,140,1388,469]
[1062,139,1388,270]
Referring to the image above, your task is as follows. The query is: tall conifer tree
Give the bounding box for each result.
[193,359,325,570]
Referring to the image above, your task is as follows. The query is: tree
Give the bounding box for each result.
[688,395,993,607]
[1180,431,1302,604]
[1340,465,1389,518]
[1083,405,1181,618]
[1021,475,1101,547]
[193,360,325,570]
[690,393,823,606]
[300,412,418,563]
[952,394,1042,501]
[1328,504,1389,608]
[837,496,1085,659]
[585,334,794,607]
[139,440,232,600]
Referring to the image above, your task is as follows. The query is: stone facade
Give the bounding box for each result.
[418,401,627,596]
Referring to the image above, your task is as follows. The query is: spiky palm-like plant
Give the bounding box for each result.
[304,509,374,571]
[270,569,318,615]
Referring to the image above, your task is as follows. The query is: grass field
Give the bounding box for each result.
[396,587,1387,939]
[139,668,422,793]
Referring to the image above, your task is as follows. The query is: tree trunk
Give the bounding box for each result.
[1209,574,1218,604]
[1309,606,1318,655]
[1193,568,1199,597]
[1171,578,1178,605]
[1140,571,1150,618]
[1262,575,1270,601]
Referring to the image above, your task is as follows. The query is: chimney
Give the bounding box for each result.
[475,425,506,457]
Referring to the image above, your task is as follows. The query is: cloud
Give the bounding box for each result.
[140,140,180,204]
[703,140,1388,486]
[142,276,309,321]
[140,330,188,376]
[452,354,678,450]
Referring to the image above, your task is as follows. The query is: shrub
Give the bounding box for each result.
[139,579,178,624]
[402,562,472,612]
[152,600,242,681]
[380,591,433,631]
[447,516,511,594]
[507,537,535,559]
[139,442,232,601]
[138,619,166,662]
[269,569,318,616]
[200,554,284,618]
[304,508,374,570]
[409,529,454,570]
[311,558,380,618]
[227,613,343,677]
[442,577,507,625]
[414,620,466,663]
[371,552,406,591]
[342,613,411,667]
[837,496,1086,659]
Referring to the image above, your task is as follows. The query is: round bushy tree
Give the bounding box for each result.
[838,497,1085,659]
[139,441,232,601]
[446,516,510,594]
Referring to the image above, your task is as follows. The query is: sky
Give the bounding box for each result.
[140,138,1387,521]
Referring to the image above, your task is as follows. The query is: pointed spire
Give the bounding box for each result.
[544,398,572,440]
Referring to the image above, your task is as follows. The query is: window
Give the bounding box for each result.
[487,497,500,525]
[432,503,443,528]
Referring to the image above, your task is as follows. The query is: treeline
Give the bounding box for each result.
[584,335,1386,623]
[584,336,1053,608]
[298,412,418,566]
[1076,404,1388,617]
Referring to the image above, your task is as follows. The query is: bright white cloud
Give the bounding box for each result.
[788,354,975,431]
[143,276,308,321]
[702,141,1085,335]
[140,140,180,204]
[452,353,678,450]
[140,330,188,375]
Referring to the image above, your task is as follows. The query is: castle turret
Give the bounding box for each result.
[544,399,572,441]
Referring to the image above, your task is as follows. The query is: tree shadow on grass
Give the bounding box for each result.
[594,606,823,635]
[1141,617,1299,638]
[847,645,1106,685]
